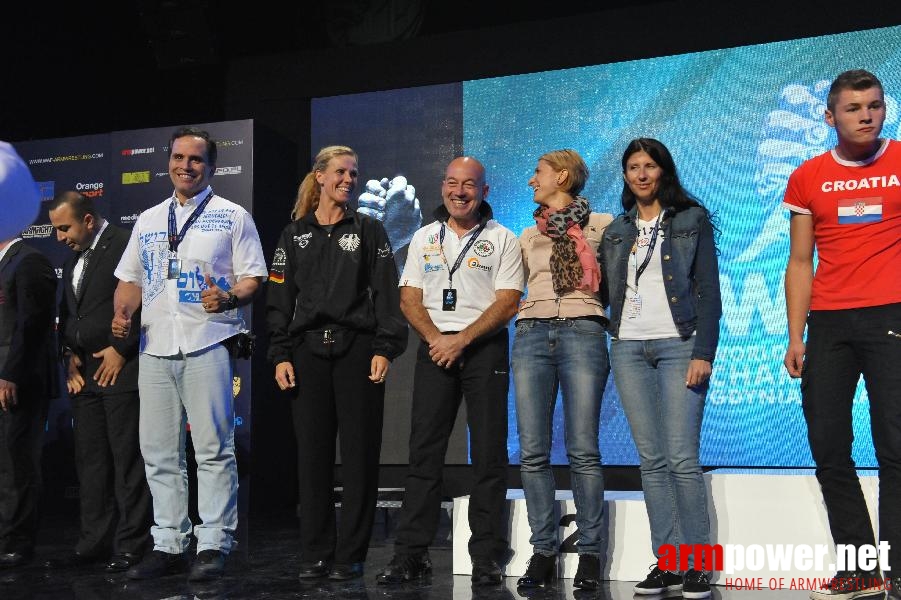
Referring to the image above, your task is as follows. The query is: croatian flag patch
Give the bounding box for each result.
[837,197,882,224]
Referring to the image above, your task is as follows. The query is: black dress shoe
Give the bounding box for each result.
[126,550,189,580]
[188,550,226,582]
[44,551,104,569]
[329,562,364,580]
[573,554,601,590]
[298,560,330,579]
[471,557,503,586]
[376,553,432,584]
[0,550,32,569]
[517,553,556,588]
[106,552,142,572]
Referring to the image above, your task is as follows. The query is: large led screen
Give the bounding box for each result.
[312,25,901,467]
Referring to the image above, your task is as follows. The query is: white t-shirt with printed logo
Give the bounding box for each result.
[115,186,268,356]
[617,216,680,340]
[400,219,524,332]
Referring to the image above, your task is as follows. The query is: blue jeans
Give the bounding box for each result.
[138,344,237,555]
[512,318,609,556]
[610,337,709,569]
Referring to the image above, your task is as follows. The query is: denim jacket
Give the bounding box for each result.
[598,205,721,362]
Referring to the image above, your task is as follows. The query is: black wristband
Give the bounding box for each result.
[225,291,239,310]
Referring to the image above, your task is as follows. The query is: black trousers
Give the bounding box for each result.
[802,303,901,571]
[0,381,47,553]
[394,329,510,560]
[292,332,384,564]
[71,388,152,555]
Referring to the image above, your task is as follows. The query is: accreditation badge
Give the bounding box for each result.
[625,293,642,319]
[167,258,182,280]
[442,288,457,311]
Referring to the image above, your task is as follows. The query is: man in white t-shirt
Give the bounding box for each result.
[112,127,267,582]
[377,156,524,586]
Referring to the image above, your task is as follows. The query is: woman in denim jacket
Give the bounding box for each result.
[512,150,612,590]
[598,138,721,599]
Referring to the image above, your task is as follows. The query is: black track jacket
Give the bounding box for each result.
[266,211,407,365]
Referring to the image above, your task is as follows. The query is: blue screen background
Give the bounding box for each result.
[466,25,901,466]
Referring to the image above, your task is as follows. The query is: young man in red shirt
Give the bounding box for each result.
[784,69,901,600]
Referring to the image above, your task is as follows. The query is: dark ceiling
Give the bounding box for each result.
[5,0,897,143]
[2,0,649,141]
[8,0,643,77]
[135,0,641,67]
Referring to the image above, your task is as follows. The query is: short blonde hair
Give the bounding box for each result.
[538,149,589,197]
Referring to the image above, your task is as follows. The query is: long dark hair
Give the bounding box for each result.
[620,138,705,214]
[620,138,718,244]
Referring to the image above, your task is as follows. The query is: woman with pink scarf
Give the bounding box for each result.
[513,149,612,591]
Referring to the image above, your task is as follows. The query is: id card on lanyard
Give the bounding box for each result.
[626,215,662,319]
[438,221,485,311]
[167,190,214,279]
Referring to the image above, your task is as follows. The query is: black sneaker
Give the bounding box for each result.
[376,553,432,585]
[517,553,556,588]
[574,554,601,590]
[188,550,226,582]
[126,550,189,580]
[683,569,711,599]
[809,569,885,600]
[634,563,683,595]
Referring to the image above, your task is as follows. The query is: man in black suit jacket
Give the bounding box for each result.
[0,235,56,569]
[48,191,151,572]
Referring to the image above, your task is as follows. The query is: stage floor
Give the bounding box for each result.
[0,509,813,600]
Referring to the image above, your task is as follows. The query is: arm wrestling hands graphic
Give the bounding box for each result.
[357,175,422,251]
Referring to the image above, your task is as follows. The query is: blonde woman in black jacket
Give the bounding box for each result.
[266,146,407,581]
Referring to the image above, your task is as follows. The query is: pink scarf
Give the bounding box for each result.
[533,196,601,294]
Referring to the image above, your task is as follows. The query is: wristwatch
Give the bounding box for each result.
[224,291,239,310]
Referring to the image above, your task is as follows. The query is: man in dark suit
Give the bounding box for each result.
[47,191,151,572]
[0,233,56,569]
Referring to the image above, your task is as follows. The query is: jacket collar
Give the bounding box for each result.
[623,204,674,224]
[432,200,494,226]
[300,208,356,229]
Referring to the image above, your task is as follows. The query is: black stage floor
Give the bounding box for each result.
[1,509,812,600]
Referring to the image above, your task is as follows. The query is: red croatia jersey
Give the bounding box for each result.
[783,139,901,310]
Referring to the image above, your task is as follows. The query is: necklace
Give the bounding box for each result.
[315,205,347,225]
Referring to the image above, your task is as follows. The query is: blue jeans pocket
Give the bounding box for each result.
[570,318,605,336]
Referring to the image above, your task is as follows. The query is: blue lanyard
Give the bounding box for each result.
[439,221,486,288]
[168,189,214,254]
